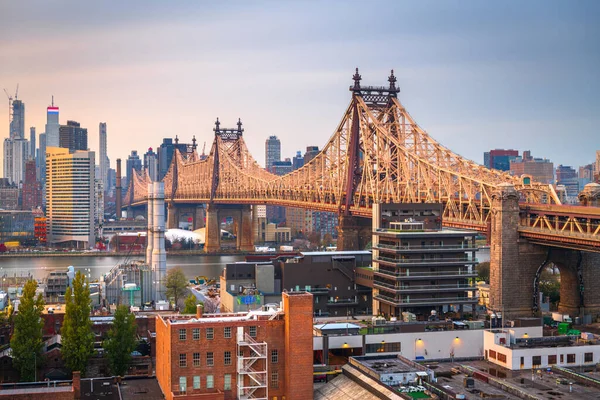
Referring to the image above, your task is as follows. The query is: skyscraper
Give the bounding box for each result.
[59,120,88,152]
[292,150,304,170]
[126,150,143,183]
[21,159,42,210]
[157,137,189,180]
[3,98,28,184]
[556,165,578,197]
[99,122,109,193]
[29,127,36,160]
[37,133,46,183]
[144,147,158,181]
[510,151,554,184]
[9,100,25,140]
[265,135,281,171]
[46,147,95,248]
[484,149,519,171]
[45,105,60,148]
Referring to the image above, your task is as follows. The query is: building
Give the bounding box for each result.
[126,150,143,183]
[292,150,304,170]
[0,179,19,210]
[155,291,314,400]
[270,159,292,176]
[34,215,47,245]
[371,203,478,320]
[29,126,36,160]
[45,105,60,147]
[103,260,153,306]
[157,137,190,180]
[595,150,600,178]
[46,147,95,248]
[510,150,554,184]
[304,146,319,163]
[59,120,88,152]
[2,137,28,184]
[37,132,46,182]
[313,211,338,238]
[21,159,42,210]
[579,163,594,190]
[95,179,104,231]
[99,122,109,193]
[556,165,579,197]
[144,147,158,181]
[286,207,313,236]
[9,99,25,139]
[265,223,291,243]
[265,135,281,170]
[0,210,35,244]
[483,149,519,171]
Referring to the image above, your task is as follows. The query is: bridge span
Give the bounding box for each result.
[122,70,600,318]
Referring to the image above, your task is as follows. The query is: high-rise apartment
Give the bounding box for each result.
[126,150,143,183]
[3,99,28,184]
[595,150,600,179]
[99,122,109,192]
[292,150,304,170]
[510,150,554,184]
[37,133,46,183]
[45,105,60,148]
[21,159,42,210]
[46,147,95,248]
[144,147,158,181]
[59,120,88,152]
[9,99,25,140]
[157,138,189,180]
[304,146,319,163]
[483,149,519,171]
[29,127,36,160]
[556,165,579,197]
[265,135,281,171]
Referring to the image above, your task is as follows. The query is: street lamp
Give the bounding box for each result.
[415,338,422,360]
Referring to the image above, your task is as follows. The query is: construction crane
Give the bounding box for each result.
[3,84,18,128]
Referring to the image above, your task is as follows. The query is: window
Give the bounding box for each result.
[567,354,576,364]
[224,351,232,365]
[206,375,214,389]
[193,328,200,340]
[193,376,200,389]
[271,350,278,363]
[271,371,279,388]
[224,327,232,338]
[224,374,232,390]
[207,352,214,366]
[366,342,402,353]
[179,329,187,340]
[179,376,187,393]
[179,353,187,368]
[548,355,557,365]
[585,352,593,363]
[497,353,507,363]
[532,356,541,367]
[489,350,497,360]
[249,326,257,338]
[206,327,214,340]
[560,354,564,363]
[193,352,200,367]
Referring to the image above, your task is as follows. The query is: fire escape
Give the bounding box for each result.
[236,328,268,400]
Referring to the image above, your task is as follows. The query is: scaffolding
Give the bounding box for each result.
[236,327,268,400]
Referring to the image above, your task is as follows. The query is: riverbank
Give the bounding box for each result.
[0,249,254,258]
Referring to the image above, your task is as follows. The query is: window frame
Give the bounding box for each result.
[224,327,232,338]
[224,350,232,366]
[179,329,187,341]
[193,352,200,367]
[206,351,214,366]
[271,349,278,364]
[192,328,200,340]
[179,353,187,368]
[206,375,214,389]
[206,327,214,340]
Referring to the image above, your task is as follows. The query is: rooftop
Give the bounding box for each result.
[375,228,478,237]
[301,250,372,256]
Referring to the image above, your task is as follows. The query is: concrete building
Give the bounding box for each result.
[304,146,319,163]
[510,150,554,184]
[37,132,46,182]
[265,222,291,243]
[21,159,42,210]
[0,210,35,243]
[155,291,314,400]
[292,150,304,170]
[270,159,292,175]
[0,178,19,210]
[29,126,36,160]
[144,147,158,181]
[46,147,95,248]
[371,203,478,319]
[3,137,28,185]
[59,120,88,152]
[99,122,109,192]
[126,150,142,184]
[265,135,281,170]
[579,163,594,189]
[556,165,579,197]
[484,149,519,171]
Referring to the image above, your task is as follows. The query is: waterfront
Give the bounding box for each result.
[0,248,489,282]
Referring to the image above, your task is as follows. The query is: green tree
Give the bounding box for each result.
[476,262,490,283]
[539,267,561,305]
[166,267,188,309]
[183,294,201,314]
[104,305,137,376]
[322,233,334,247]
[11,279,44,381]
[62,271,94,375]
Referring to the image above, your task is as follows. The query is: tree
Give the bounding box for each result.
[539,267,561,305]
[183,294,200,314]
[166,267,188,309]
[476,262,490,283]
[322,233,334,248]
[62,271,94,375]
[11,279,44,381]
[307,231,322,249]
[104,305,137,376]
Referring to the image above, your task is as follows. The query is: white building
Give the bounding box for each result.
[2,137,28,184]
[45,106,60,148]
[46,147,95,248]
[99,122,109,192]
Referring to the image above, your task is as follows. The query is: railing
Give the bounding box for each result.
[374,293,474,305]
[327,297,358,305]
[374,243,476,251]
[375,256,478,265]
[374,269,476,279]
[373,280,477,292]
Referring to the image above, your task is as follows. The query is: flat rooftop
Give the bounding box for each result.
[375,228,478,236]
[300,250,372,256]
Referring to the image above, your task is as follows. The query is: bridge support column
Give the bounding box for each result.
[167,203,178,229]
[236,205,254,252]
[194,206,206,230]
[205,204,221,253]
[337,215,371,251]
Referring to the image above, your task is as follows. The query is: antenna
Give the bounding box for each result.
[52,95,54,107]
[3,89,13,132]
[14,84,19,100]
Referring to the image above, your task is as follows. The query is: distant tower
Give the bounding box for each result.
[265,135,281,172]
[144,147,158,181]
[3,97,28,184]
[29,127,36,160]
[99,122,109,192]
[45,101,60,148]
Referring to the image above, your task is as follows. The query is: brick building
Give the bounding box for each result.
[156,292,313,400]
[21,159,42,210]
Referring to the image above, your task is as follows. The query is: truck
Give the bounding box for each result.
[279,245,294,252]
[552,312,572,323]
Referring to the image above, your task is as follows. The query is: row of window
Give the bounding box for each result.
[179,350,279,368]
[179,326,257,341]
[489,350,594,365]
[178,371,280,393]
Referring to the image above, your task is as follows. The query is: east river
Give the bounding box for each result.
[0,248,489,282]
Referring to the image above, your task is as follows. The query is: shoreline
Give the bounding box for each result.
[0,250,255,258]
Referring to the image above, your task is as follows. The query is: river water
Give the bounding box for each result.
[0,248,489,282]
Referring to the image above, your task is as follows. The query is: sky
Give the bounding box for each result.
[1,0,599,176]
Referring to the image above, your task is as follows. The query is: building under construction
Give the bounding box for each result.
[102,260,153,307]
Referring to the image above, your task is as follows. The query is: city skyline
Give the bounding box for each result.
[1,1,599,177]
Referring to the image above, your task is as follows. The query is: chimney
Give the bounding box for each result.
[152,182,166,300]
[72,371,81,399]
[196,303,204,318]
[146,182,154,267]
[116,158,122,219]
